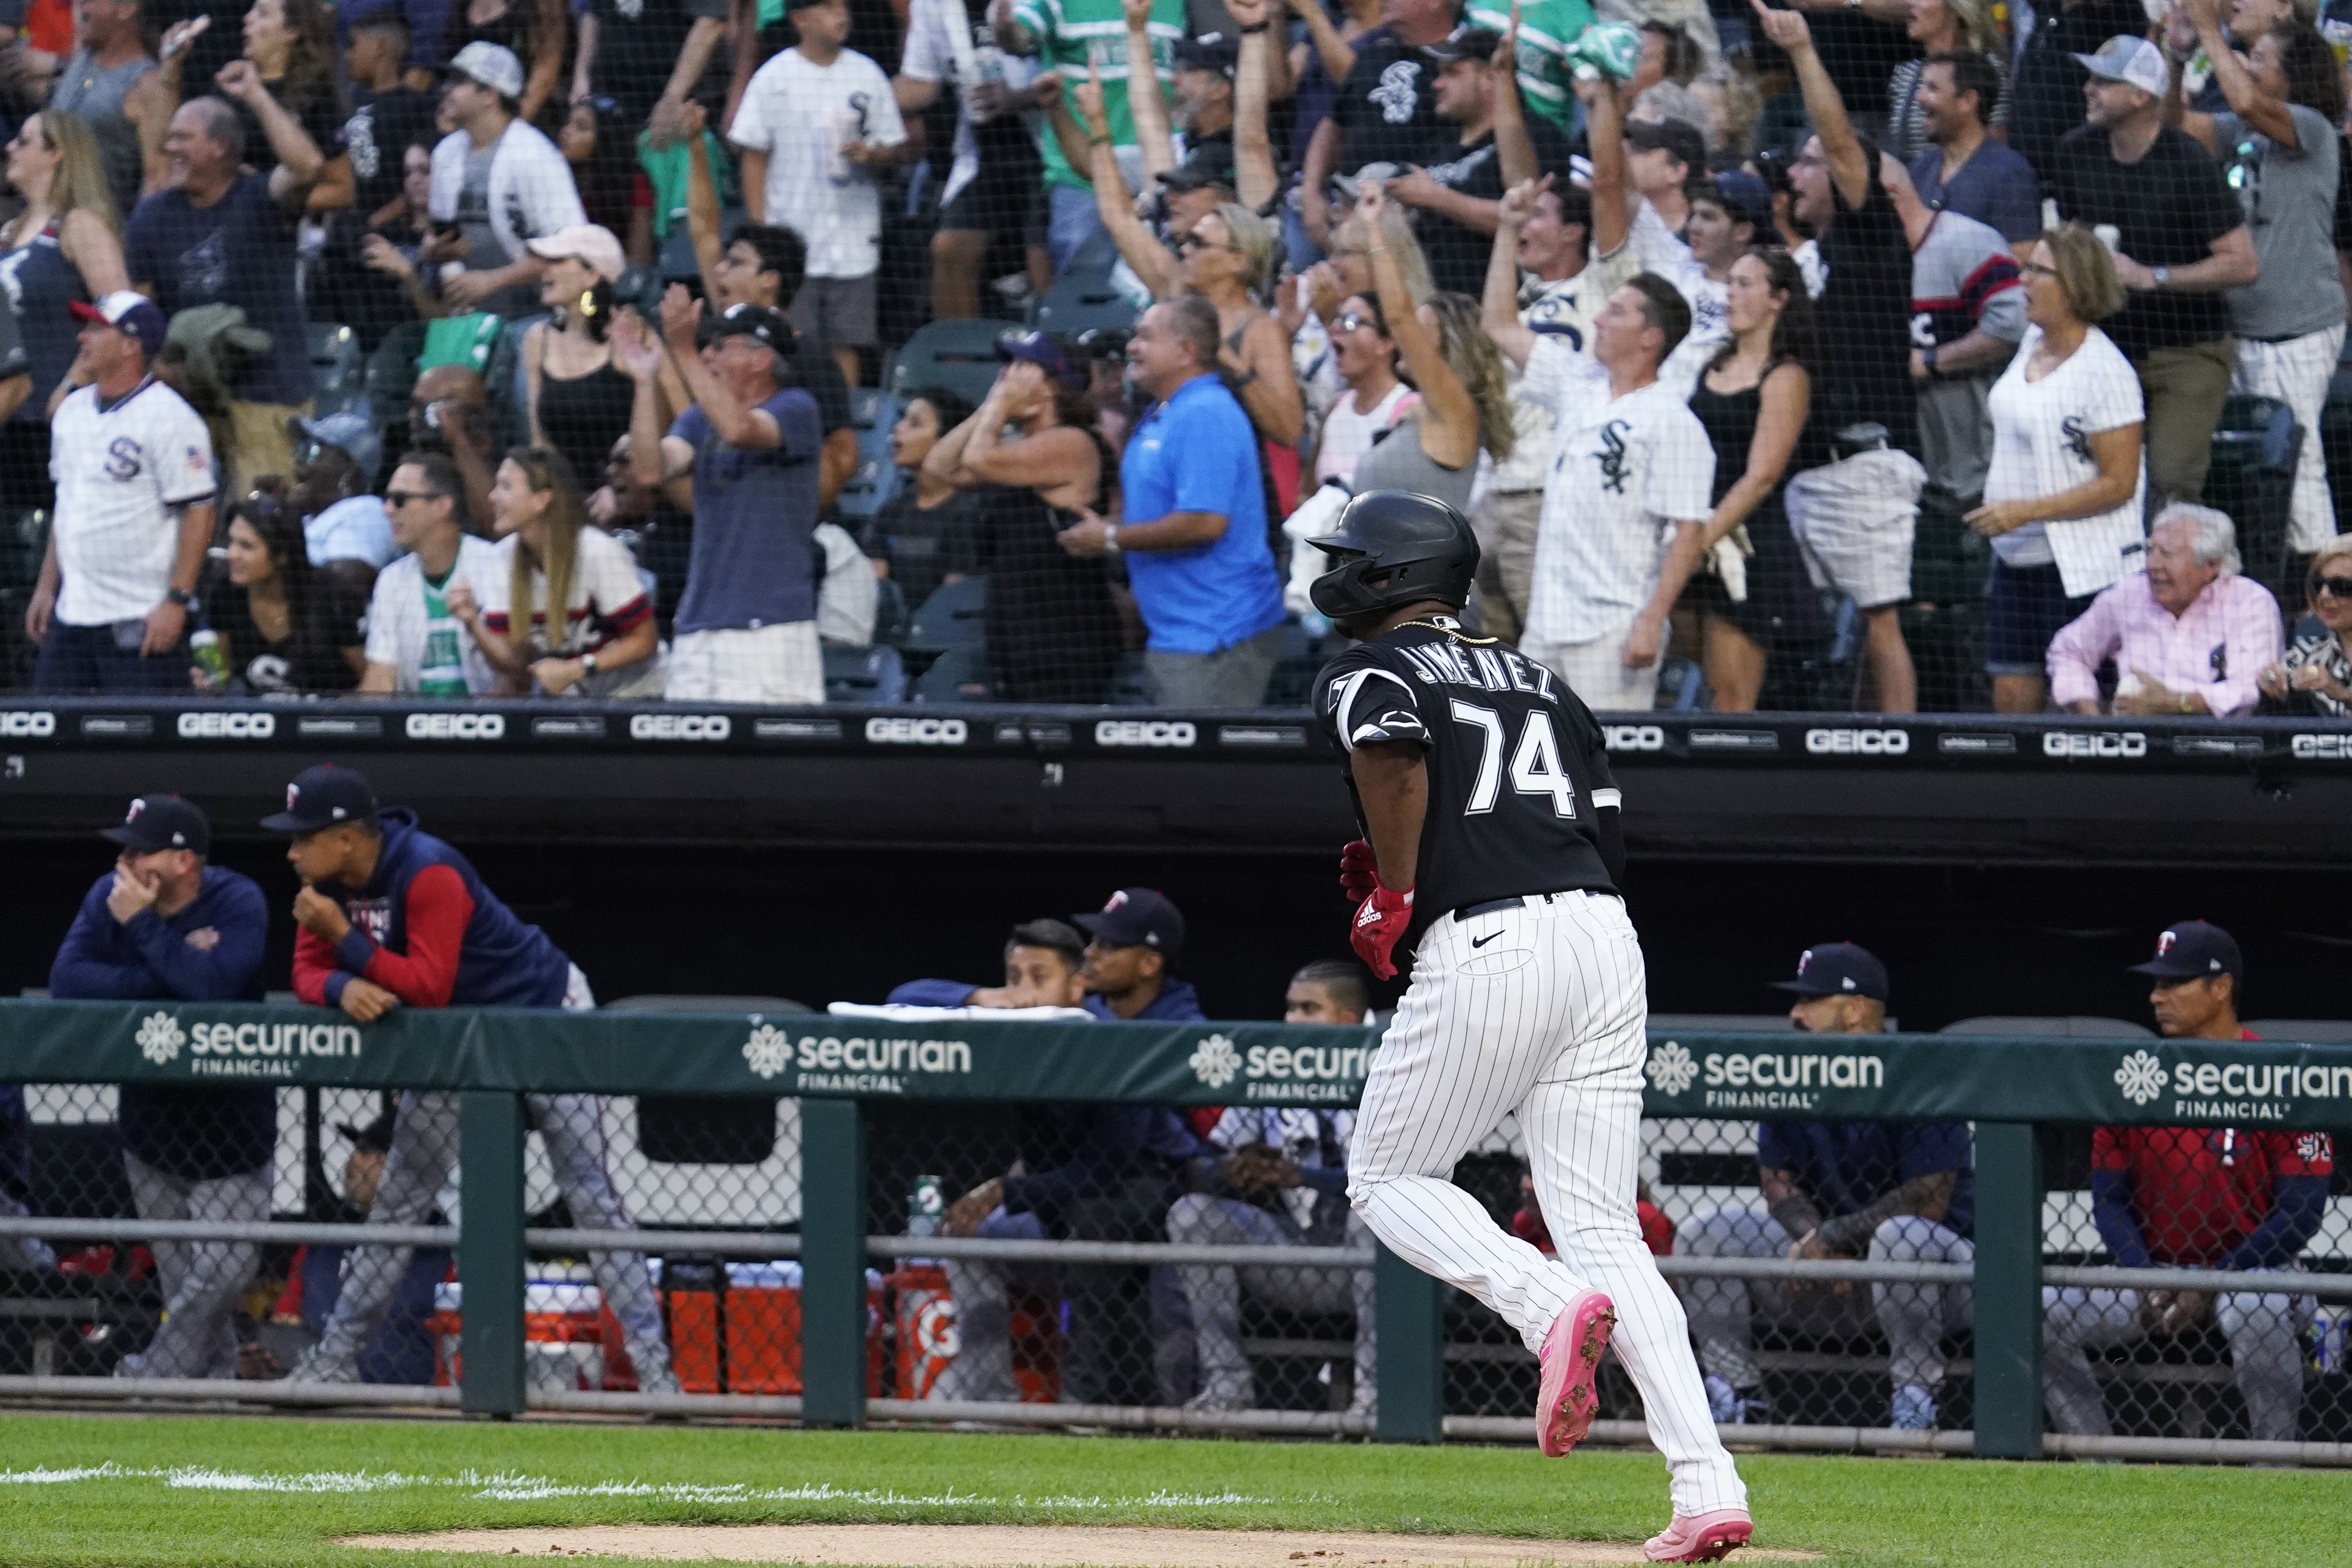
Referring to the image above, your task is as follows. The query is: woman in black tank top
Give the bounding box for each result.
[923,349,1124,702]
[1686,248,1833,710]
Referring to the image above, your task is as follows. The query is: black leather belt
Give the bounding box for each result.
[1454,892,1562,922]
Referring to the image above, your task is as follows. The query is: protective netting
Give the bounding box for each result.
[5,2,2352,712]
[8,1072,2347,1446]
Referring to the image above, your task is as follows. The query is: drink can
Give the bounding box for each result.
[192,628,229,687]
[2308,1307,2349,1375]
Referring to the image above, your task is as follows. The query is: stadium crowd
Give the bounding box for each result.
[0,779,2340,1442]
[10,0,2352,711]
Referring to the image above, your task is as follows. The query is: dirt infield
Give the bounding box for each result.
[340,1524,1815,1564]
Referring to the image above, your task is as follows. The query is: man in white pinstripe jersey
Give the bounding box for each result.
[1307,491,1751,1564]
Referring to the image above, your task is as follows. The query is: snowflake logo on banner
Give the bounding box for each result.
[2115,1049,2169,1106]
[742,1022,791,1080]
[1190,1033,1242,1089]
[135,1011,185,1065]
[1645,1041,1698,1096]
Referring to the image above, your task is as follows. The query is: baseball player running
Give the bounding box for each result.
[267,765,676,1394]
[1310,493,1749,1562]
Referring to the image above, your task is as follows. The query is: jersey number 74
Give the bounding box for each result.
[1449,700,1577,818]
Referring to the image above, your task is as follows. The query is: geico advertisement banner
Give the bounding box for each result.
[9,1001,2352,1125]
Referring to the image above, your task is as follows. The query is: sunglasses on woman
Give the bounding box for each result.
[2310,573,2352,599]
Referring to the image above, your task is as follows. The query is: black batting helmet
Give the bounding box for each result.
[1307,490,1481,621]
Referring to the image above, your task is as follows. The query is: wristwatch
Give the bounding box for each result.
[2152,265,2172,289]
[1922,348,1941,380]
[164,587,192,608]
[581,652,599,675]
[1103,524,1121,555]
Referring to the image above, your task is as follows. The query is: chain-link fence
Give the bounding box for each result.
[5,1004,2352,1464]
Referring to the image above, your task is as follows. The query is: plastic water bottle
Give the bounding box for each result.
[191,628,228,689]
[908,1174,946,1237]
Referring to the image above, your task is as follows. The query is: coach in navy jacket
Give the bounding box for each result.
[49,793,272,1379]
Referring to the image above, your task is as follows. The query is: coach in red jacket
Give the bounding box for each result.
[268,765,676,1393]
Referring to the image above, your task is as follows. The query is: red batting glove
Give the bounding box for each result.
[1350,885,1414,981]
[1339,838,1381,902]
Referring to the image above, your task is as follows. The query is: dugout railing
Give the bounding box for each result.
[2,1001,2351,1466]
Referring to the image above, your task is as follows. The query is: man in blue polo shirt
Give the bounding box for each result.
[1061,295,1285,707]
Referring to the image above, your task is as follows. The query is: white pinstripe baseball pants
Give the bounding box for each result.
[1347,891,1745,1517]
[2233,324,2345,554]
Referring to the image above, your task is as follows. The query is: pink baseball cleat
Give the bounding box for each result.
[1534,1289,1615,1457]
[1643,1508,1753,1562]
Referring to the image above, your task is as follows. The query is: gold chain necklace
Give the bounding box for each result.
[1395,617,1498,646]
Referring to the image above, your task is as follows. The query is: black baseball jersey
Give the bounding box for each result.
[1316,617,1624,956]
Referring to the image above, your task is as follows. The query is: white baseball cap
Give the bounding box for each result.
[449,41,525,100]
[527,224,627,283]
[2073,35,2169,99]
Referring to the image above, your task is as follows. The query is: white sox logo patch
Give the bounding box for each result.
[1372,61,1421,123]
[1593,420,1633,494]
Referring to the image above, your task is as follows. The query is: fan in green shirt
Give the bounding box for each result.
[1003,0,1187,192]
[1467,0,1598,132]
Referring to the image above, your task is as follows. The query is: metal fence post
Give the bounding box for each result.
[799,1097,867,1426]
[458,1091,527,1417]
[1972,1120,2044,1458]
[1374,1241,1444,1441]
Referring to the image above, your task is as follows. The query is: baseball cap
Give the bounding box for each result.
[68,290,167,359]
[1704,169,1774,233]
[996,329,1086,391]
[1160,142,1237,195]
[2129,921,2243,982]
[290,409,383,480]
[339,1107,397,1153]
[101,794,210,856]
[2074,35,2169,98]
[449,40,525,99]
[1625,116,1707,174]
[1429,25,1503,66]
[1771,942,1889,1002]
[1073,888,1186,960]
[260,764,381,834]
[527,223,628,283]
[1173,32,1239,77]
[704,302,795,353]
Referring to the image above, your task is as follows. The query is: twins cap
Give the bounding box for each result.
[2074,35,2169,98]
[68,290,167,359]
[449,40,526,99]
[1074,887,1186,960]
[706,302,795,352]
[526,223,628,283]
[2128,921,2242,982]
[995,329,1087,391]
[260,764,381,833]
[1706,169,1775,233]
[1771,942,1889,1002]
[101,794,210,856]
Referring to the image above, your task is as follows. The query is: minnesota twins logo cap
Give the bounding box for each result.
[260,765,380,833]
[2128,920,2241,982]
[101,793,210,855]
[1770,941,1889,1001]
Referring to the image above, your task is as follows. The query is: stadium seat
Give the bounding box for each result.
[871,575,909,647]
[1938,1016,2153,1037]
[823,643,908,704]
[887,318,1009,409]
[904,576,987,650]
[834,387,902,522]
[2207,394,2299,606]
[1030,249,1140,339]
[307,322,365,417]
[605,995,810,1165]
[0,507,49,588]
[2242,1021,2352,1043]
[912,644,996,702]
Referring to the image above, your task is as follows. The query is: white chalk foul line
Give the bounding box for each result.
[0,1463,1268,1510]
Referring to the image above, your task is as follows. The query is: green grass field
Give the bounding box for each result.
[2,1411,2345,1567]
